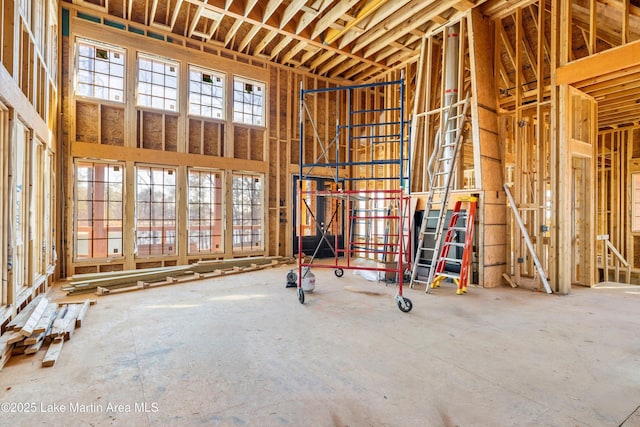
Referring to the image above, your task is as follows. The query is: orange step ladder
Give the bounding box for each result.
[431,196,477,294]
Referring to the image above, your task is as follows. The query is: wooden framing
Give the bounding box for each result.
[0,0,58,320]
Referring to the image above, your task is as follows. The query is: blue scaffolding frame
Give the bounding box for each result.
[295,76,413,313]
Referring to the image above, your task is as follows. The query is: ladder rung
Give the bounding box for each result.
[411,279,429,285]
[440,257,462,264]
[449,226,466,231]
[415,262,431,268]
[435,272,461,280]
[443,242,465,247]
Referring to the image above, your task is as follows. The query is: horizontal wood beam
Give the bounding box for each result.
[556,39,640,84]
[0,65,51,142]
[71,141,269,173]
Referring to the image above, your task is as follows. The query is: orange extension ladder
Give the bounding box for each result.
[431,196,477,294]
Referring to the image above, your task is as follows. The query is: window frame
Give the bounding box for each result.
[188,65,226,120]
[73,159,125,261]
[75,38,126,103]
[232,76,266,127]
[135,164,178,257]
[136,52,180,113]
[187,168,225,255]
[231,172,264,252]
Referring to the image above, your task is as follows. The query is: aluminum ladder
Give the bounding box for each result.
[409,93,471,291]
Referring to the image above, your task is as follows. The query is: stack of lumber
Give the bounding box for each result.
[0,296,93,370]
[63,256,293,296]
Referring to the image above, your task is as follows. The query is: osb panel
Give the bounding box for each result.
[172,1,192,37]
[99,263,124,272]
[189,118,202,154]
[481,157,505,192]
[268,214,276,255]
[107,0,125,18]
[633,128,640,158]
[279,222,287,256]
[279,69,289,138]
[234,126,249,159]
[483,224,508,246]
[269,139,278,206]
[74,265,98,274]
[152,0,170,26]
[483,244,507,266]
[250,128,264,161]
[136,261,163,269]
[269,67,278,139]
[327,90,338,162]
[482,265,507,288]
[165,115,178,152]
[483,203,507,225]
[75,101,99,143]
[100,105,125,146]
[141,111,163,150]
[129,0,149,27]
[204,122,223,156]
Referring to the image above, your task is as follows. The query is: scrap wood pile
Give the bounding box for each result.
[63,256,293,296]
[0,295,93,370]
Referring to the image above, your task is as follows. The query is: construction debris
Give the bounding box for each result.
[0,296,93,371]
[63,256,293,296]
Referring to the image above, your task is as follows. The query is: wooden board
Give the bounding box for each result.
[33,303,59,334]
[75,300,91,328]
[42,337,64,367]
[20,298,50,337]
[6,295,45,330]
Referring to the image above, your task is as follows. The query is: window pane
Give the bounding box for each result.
[188,66,225,120]
[232,77,265,126]
[232,173,263,251]
[136,54,179,112]
[187,169,224,254]
[74,161,124,259]
[135,165,178,256]
[75,40,125,103]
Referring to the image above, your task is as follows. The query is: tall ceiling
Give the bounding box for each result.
[65,0,640,127]
[64,0,487,82]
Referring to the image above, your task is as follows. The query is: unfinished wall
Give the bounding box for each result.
[0,0,58,324]
[62,7,270,276]
[597,125,640,282]
[61,4,354,275]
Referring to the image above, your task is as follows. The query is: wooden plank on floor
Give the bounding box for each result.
[6,295,45,330]
[502,273,518,288]
[25,334,46,354]
[20,298,50,337]
[24,331,45,346]
[42,337,64,367]
[48,305,69,341]
[75,300,91,328]
[7,330,26,345]
[61,304,82,341]
[33,303,59,334]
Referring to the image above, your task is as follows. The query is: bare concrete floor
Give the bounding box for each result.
[1,265,639,426]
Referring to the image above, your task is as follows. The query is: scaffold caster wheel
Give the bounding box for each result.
[397,297,413,313]
[334,268,344,278]
[297,288,305,304]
